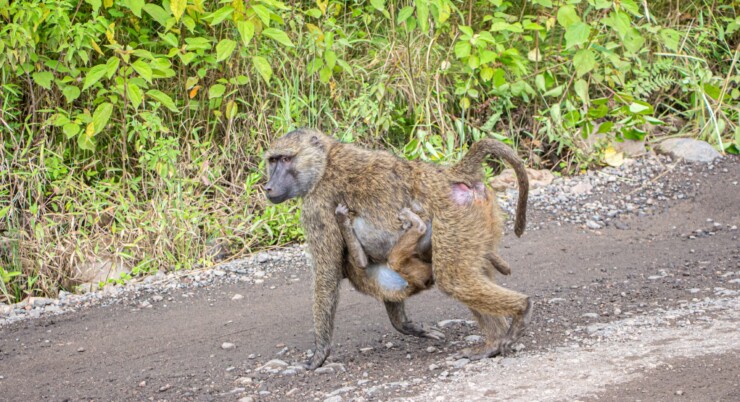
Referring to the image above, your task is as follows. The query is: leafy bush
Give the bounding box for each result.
[1,0,738,301]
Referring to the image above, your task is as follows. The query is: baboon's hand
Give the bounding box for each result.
[334,204,349,216]
[302,345,331,370]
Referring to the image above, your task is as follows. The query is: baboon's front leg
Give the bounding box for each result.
[384,301,445,340]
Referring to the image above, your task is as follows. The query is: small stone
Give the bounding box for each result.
[613,308,622,315]
[688,288,701,294]
[231,294,244,301]
[570,182,593,195]
[452,358,469,369]
[548,297,565,304]
[586,220,601,230]
[656,138,721,163]
[159,384,171,392]
[385,342,394,349]
[258,359,289,371]
[234,377,253,385]
[676,390,684,396]
[582,313,599,319]
[151,295,164,302]
[221,342,236,350]
[77,347,85,353]
[323,396,342,402]
[138,381,147,387]
[437,319,466,328]
[429,364,440,371]
[256,253,270,263]
[426,346,438,353]
[359,347,374,354]
[238,397,255,402]
[326,386,356,398]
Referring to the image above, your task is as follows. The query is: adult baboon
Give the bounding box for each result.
[264,128,530,368]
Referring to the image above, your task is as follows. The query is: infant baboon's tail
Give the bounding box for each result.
[451,138,529,237]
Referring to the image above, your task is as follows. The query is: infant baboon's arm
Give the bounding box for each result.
[335,204,368,269]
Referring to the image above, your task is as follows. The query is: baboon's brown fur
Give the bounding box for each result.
[264,128,531,368]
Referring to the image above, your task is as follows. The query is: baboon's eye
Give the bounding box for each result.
[281,155,293,163]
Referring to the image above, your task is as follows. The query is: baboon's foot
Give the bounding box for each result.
[454,342,504,361]
[302,344,331,370]
[398,208,426,234]
[399,322,445,340]
[499,298,533,354]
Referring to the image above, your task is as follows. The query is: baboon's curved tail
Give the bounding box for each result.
[451,138,529,237]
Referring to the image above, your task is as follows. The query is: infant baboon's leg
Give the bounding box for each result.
[388,208,433,289]
[384,300,445,340]
[335,204,368,269]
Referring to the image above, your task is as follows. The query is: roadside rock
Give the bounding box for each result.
[656,138,721,163]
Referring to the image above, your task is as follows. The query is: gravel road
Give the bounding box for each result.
[1,154,738,401]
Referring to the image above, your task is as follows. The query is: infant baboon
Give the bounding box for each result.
[264,128,531,368]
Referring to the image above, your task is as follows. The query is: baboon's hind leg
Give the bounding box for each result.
[384,301,445,340]
[436,265,531,356]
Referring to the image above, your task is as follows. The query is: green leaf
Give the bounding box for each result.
[397,6,414,24]
[573,48,596,77]
[324,50,336,69]
[62,85,81,103]
[602,11,631,39]
[131,59,152,82]
[170,0,186,22]
[92,102,113,135]
[208,84,226,99]
[64,123,80,139]
[262,28,294,47]
[127,82,142,109]
[32,71,53,89]
[628,102,651,115]
[85,0,101,13]
[237,20,255,46]
[319,66,332,83]
[216,39,237,62]
[251,4,271,26]
[659,28,680,52]
[417,0,429,31]
[83,64,108,91]
[557,5,581,29]
[143,4,171,27]
[623,29,645,54]
[78,127,97,151]
[565,23,591,49]
[370,0,385,13]
[454,41,471,59]
[543,85,564,98]
[125,0,144,17]
[574,79,589,104]
[105,56,119,79]
[252,56,272,83]
[146,90,179,112]
[208,6,234,26]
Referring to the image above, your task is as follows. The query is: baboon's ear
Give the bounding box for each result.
[310,135,324,151]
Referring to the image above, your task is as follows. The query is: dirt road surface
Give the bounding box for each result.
[1,157,738,401]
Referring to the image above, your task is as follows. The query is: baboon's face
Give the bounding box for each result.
[264,153,298,204]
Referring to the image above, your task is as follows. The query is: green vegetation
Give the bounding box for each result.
[1,0,738,302]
